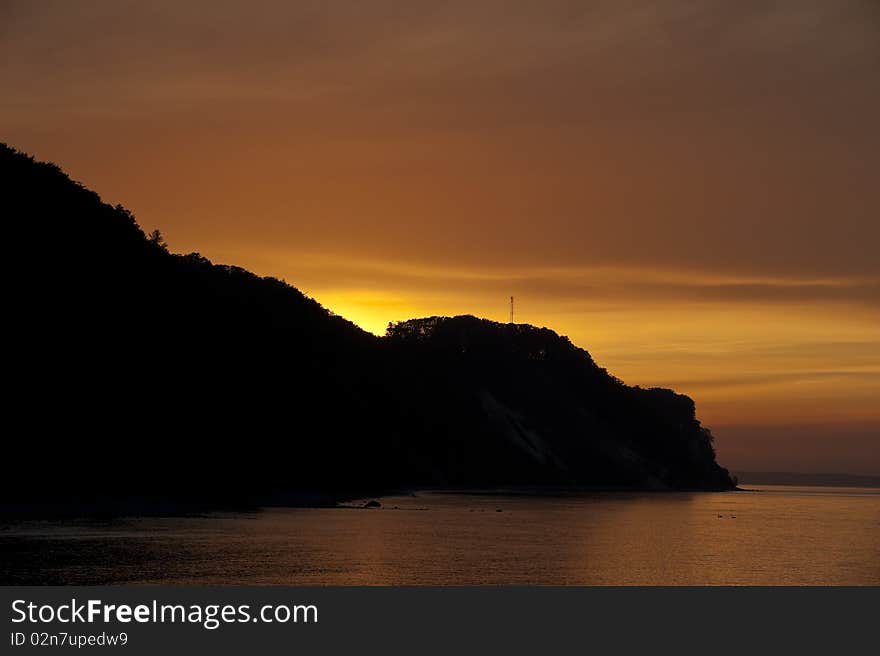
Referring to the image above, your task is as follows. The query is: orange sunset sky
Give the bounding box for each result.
[2,1,878,473]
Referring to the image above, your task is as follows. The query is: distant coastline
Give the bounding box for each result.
[734,471,880,488]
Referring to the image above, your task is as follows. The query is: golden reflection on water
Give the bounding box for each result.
[2,486,878,585]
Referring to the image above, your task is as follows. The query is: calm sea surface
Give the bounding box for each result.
[2,485,878,585]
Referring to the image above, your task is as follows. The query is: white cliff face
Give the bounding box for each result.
[479,389,567,471]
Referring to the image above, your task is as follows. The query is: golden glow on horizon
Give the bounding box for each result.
[201,247,880,433]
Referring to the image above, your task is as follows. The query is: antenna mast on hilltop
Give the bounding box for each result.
[509,296,514,324]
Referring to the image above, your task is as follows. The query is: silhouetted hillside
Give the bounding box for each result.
[2,143,733,515]
[386,317,732,490]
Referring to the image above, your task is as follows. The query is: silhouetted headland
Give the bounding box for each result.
[2,143,734,517]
